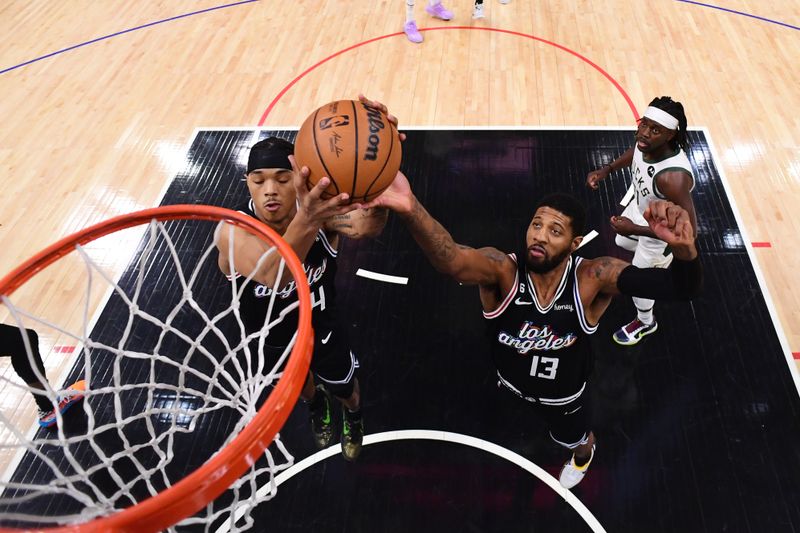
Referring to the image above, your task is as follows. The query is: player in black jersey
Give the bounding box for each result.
[216,103,398,460]
[366,174,702,488]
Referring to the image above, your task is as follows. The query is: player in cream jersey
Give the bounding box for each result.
[587,96,698,345]
[631,142,694,214]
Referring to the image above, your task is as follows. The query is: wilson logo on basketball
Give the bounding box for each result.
[362,103,385,161]
[318,115,350,130]
[295,99,402,203]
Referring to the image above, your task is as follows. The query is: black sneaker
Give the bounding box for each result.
[341,408,363,461]
[309,385,333,449]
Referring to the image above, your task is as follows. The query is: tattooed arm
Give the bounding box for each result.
[580,250,702,302]
[398,197,513,286]
[323,207,389,240]
[579,201,702,321]
[362,170,515,287]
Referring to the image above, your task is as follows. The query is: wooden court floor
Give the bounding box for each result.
[2,128,799,532]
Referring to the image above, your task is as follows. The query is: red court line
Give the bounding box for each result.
[53,345,75,353]
[751,242,772,248]
[258,26,638,125]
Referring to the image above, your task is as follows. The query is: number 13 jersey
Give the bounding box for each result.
[483,253,597,402]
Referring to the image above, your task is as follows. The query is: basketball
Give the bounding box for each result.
[294,99,402,203]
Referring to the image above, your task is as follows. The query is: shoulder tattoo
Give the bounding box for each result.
[479,248,507,264]
[589,257,625,280]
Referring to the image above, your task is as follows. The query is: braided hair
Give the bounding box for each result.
[648,96,689,151]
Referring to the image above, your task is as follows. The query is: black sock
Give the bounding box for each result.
[32,392,50,413]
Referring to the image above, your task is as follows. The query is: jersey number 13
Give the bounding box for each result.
[530,355,559,379]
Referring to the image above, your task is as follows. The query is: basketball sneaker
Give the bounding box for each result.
[472,4,485,19]
[612,318,658,346]
[404,21,423,43]
[499,0,510,4]
[309,385,334,449]
[425,2,454,20]
[38,380,86,429]
[559,444,595,489]
[341,408,364,462]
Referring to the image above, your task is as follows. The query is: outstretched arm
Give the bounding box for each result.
[582,200,702,300]
[402,197,510,285]
[325,207,389,240]
[586,147,635,190]
[364,172,511,286]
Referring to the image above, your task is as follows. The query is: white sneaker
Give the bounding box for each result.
[559,444,595,489]
[472,4,485,18]
[613,318,658,346]
[499,0,510,3]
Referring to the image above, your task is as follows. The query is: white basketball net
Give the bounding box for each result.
[0,217,305,531]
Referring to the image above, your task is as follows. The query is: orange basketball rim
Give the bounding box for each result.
[0,205,314,533]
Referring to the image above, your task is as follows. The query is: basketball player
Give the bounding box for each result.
[404,0,454,43]
[472,0,511,20]
[365,176,702,488]
[586,96,697,346]
[0,322,85,428]
[216,107,398,460]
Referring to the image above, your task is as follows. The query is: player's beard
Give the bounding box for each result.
[526,247,572,274]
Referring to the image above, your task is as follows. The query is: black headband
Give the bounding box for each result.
[247,147,292,173]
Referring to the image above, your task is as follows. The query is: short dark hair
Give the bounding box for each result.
[247,136,294,173]
[648,96,689,151]
[533,193,586,237]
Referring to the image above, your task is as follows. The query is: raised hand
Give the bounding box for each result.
[361,170,414,214]
[586,167,610,190]
[643,200,697,259]
[289,155,361,227]
[358,94,407,142]
[609,215,639,236]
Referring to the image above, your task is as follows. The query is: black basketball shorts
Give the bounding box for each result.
[310,325,359,399]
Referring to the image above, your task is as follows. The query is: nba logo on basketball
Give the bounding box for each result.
[319,115,350,130]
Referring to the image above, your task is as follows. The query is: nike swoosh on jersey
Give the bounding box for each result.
[321,331,333,344]
[514,297,533,306]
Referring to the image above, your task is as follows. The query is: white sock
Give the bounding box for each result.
[406,0,415,23]
[636,307,654,325]
[428,0,440,6]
